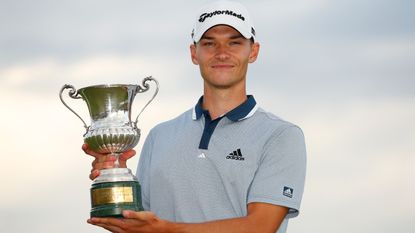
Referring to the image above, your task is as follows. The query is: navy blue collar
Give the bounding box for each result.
[192,95,258,122]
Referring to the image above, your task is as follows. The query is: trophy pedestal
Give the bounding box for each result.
[90,168,144,217]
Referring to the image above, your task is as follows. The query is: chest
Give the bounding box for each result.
[149,121,268,191]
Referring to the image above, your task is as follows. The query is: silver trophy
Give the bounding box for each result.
[59,76,159,217]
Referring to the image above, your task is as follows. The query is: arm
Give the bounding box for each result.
[88,202,288,233]
[173,202,288,233]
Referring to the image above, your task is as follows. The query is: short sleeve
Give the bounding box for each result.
[247,125,307,218]
[136,130,154,211]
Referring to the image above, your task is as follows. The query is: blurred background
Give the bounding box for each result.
[1,0,414,232]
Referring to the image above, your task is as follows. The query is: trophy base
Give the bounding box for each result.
[90,169,144,218]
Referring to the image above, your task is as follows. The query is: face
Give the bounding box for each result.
[190,25,260,90]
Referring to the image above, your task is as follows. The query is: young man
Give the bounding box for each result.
[85,1,306,232]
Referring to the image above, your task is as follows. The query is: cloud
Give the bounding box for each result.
[250,35,415,102]
[293,97,415,233]
[0,54,200,97]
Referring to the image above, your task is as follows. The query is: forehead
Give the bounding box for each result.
[202,24,243,38]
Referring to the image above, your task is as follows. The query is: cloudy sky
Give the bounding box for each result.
[1,0,414,232]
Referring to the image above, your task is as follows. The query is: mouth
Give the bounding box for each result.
[211,64,234,69]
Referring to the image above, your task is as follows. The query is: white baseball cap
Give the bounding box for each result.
[191,0,256,43]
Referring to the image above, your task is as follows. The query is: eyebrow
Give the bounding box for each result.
[230,35,245,40]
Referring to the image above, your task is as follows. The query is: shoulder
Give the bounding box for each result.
[253,107,304,137]
[253,108,307,166]
[148,108,193,137]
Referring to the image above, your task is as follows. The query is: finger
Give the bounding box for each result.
[83,144,113,159]
[89,156,117,181]
[88,217,125,227]
[89,169,100,180]
[123,210,155,221]
[91,157,116,172]
[98,154,117,163]
[119,150,136,161]
[118,150,136,167]
[95,161,117,170]
[82,144,105,158]
[82,143,89,152]
[88,219,125,233]
[82,144,94,155]
[91,155,116,167]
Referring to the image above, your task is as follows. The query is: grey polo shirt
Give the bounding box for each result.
[137,96,306,233]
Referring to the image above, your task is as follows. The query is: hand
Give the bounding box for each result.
[82,144,136,180]
[87,210,169,233]
[87,203,288,233]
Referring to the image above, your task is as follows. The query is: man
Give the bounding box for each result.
[85,1,306,232]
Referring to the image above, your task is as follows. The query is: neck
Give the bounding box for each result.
[202,83,247,120]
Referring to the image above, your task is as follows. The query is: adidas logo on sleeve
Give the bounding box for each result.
[283,186,294,198]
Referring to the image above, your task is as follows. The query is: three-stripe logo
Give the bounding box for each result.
[226,148,245,161]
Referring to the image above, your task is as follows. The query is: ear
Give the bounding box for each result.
[248,42,260,63]
[190,44,199,65]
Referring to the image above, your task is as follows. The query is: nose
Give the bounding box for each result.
[214,44,230,61]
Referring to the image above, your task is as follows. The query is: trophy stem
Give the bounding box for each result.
[111,152,121,168]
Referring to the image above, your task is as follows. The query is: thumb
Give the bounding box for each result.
[123,210,155,220]
[118,150,136,167]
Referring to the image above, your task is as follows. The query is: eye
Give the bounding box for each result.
[229,40,242,46]
[201,41,215,47]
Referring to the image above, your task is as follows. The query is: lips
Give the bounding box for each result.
[211,64,234,69]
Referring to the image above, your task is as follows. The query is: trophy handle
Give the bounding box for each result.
[134,76,159,127]
[59,84,89,132]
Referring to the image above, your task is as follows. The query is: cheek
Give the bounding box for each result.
[196,53,213,68]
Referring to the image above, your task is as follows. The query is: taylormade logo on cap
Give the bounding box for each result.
[198,10,245,23]
[191,0,256,43]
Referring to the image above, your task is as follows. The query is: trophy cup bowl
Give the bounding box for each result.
[59,76,159,217]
